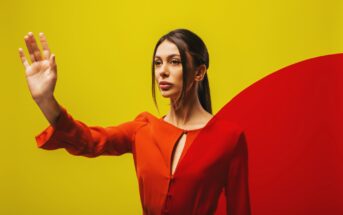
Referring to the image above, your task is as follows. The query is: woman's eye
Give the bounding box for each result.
[154,59,180,66]
[171,60,180,65]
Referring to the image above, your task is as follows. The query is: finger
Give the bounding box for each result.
[28,32,42,61]
[49,54,57,71]
[39,32,51,60]
[24,34,36,63]
[18,48,30,69]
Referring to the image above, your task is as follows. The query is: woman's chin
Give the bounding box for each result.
[160,91,177,99]
[160,93,171,98]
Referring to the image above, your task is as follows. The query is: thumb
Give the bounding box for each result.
[49,54,57,70]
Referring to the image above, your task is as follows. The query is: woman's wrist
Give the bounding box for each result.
[36,95,62,126]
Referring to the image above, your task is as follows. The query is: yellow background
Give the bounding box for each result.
[1,0,343,214]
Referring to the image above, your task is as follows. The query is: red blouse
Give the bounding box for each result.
[35,105,251,215]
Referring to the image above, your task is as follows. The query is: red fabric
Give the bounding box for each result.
[35,106,251,215]
[214,53,343,215]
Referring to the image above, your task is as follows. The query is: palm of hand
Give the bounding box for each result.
[26,60,56,99]
[19,32,57,101]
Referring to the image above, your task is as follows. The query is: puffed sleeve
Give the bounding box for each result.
[34,105,148,157]
[225,131,252,215]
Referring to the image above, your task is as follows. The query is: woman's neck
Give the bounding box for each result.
[165,89,212,129]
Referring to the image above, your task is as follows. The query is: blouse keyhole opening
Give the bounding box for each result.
[171,131,188,176]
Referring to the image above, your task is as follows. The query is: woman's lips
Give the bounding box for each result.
[159,83,173,90]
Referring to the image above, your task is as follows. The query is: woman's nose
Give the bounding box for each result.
[159,64,169,77]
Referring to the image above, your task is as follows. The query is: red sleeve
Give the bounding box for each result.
[34,105,148,157]
[225,131,252,215]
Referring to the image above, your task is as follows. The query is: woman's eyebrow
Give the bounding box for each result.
[154,54,180,59]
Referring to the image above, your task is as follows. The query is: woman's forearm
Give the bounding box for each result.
[35,96,62,126]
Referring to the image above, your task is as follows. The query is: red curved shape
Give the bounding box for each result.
[215,53,343,214]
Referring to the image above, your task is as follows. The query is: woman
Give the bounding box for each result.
[18,29,251,215]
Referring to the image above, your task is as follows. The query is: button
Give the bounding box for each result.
[162,208,169,214]
[167,193,172,199]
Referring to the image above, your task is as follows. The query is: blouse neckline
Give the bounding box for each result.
[159,114,215,132]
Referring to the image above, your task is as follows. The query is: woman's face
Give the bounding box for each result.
[154,40,191,100]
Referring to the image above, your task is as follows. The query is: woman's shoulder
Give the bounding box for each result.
[212,117,245,136]
[133,111,160,123]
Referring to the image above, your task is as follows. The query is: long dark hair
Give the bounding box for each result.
[151,28,212,114]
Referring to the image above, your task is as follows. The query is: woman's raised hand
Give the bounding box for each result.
[19,32,57,103]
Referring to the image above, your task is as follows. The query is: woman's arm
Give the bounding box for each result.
[35,105,147,157]
[19,32,147,157]
[225,131,252,215]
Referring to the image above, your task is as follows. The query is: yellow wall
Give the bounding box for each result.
[1,0,343,214]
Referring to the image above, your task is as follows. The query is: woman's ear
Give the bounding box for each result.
[194,64,207,81]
